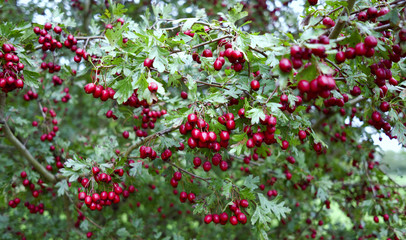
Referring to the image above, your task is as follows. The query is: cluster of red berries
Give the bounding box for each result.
[83,83,116,101]
[123,89,151,108]
[370,59,398,88]
[204,199,249,225]
[169,171,183,188]
[23,89,39,101]
[8,197,21,208]
[39,107,59,142]
[23,201,45,214]
[245,114,278,148]
[322,17,335,28]
[77,167,136,211]
[179,191,196,203]
[71,0,84,10]
[357,7,388,23]
[179,113,221,151]
[216,40,246,72]
[73,47,90,63]
[59,87,72,103]
[139,145,158,160]
[278,93,302,113]
[105,110,118,120]
[51,75,63,86]
[20,171,45,200]
[40,61,61,73]
[297,75,337,100]
[33,23,63,52]
[0,43,25,92]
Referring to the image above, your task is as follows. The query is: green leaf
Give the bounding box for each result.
[296,63,317,81]
[55,180,68,197]
[258,194,291,220]
[23,70,40,88]
[117,228,130,238]
[129,162,143,177]
[377,9,400,25]
[243,175,259,190]
[247,108,266,125]
[113,76,134,104]
[228,3,248,25]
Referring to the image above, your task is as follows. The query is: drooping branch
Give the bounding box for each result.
[167,162,211,182]
[124,123,181,158]
[329,0,357,39]
[0,93,57,183]
[191,35,233,49]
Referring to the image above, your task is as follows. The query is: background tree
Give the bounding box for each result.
[0,0,406,239]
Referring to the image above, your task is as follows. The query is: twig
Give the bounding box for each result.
[0,93,56,183]
[191,35,233,49]
[325,58,346,75]
[329,0,357,39]
[350,0,405,15]
[195,80,230,90]
[124,123,181,158]
[249,46,268,58]
[167,162,211,182]
[311,6,344,27]
[75,36,105,40]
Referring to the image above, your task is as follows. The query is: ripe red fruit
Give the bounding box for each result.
[187,193,196,202]
[213,214,220,224]
[204,214,213,224]
[219,161,228,171]
[367,7,378,19]
[237,213,247,224]
[285,172,292,180]
[298,130,307,140]
[84,196,92,205]
[202,49,213,57]
[364,36,378,48]
[355,43,367,56]
[143,58,154,68]
[230,216,238,225]
[281,140,289,150]
[358,12,368,21]
[193,157,202,167]
[203,161,212,172]
[240,199,249,208]
[78,192,86,200]
[20,171,27,178]
[174,171,182,181]
[122,131,129,139]
[226,120,235,130]
[148,82,158,92]
[44,22,52,30]
[279,58,292,72]
[250,80,260,91]
[383,214,389,221]
[335,51,346,63]
[219,131,230,141]
[84,83,96,94]
[322,17,335,28]
[187,113,197,123]
[308,0,317,5]
[371,111,381,122]
[380,102,390,112]
[181,91,188,99]
[373,216,379,223]
[298,80,310,93]
[213,60,223,71]
[220,212,229,222]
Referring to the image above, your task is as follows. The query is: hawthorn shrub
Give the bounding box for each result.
[0,0,406,239]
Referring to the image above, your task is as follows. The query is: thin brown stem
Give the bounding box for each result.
[191,35,233,49]
[167,162,211,182]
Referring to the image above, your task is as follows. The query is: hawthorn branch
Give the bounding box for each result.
[195,80,230,90]
[167,162,211,182]
[350,0,406,15]
[249,46,268,58]
[124,123,181,158]
[329,0,357,39]
[0,93,57,183]
[191,35,233,49]
[75,36,105,41]
[311,6,344,27]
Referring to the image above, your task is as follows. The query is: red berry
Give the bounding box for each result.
[250,80,260,91]
[279,58,292,72]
